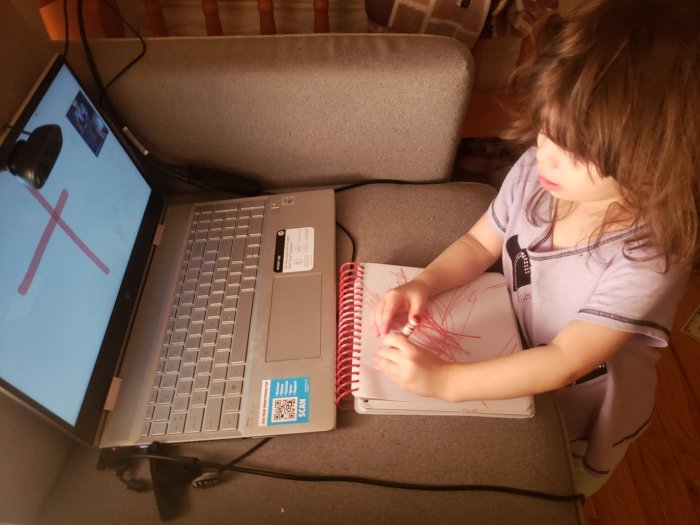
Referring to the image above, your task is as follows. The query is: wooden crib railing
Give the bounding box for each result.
[38,0,330,39]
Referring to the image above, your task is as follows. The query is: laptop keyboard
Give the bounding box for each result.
[142,199,267,438]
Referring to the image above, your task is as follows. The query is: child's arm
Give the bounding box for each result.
[375,320,634,401]
[372,212,503,336]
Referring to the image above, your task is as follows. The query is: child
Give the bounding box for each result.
[371,0,699,496]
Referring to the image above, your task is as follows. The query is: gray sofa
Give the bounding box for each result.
[1,4,580,524]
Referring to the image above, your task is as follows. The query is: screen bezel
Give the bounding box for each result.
[0,54,164,445]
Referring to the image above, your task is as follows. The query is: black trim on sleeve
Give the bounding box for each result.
[490,204,507,233]
[578,308,671,337]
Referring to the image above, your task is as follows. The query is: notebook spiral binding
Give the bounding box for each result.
[336,262,365,410]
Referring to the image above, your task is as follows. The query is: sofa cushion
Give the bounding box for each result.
[336,181,497,267]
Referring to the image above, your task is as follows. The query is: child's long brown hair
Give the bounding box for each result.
[503,0,699,270]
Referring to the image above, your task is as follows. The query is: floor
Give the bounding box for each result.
[453,139,700,525]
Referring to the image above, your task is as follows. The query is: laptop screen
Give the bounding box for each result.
[0,55,162,441]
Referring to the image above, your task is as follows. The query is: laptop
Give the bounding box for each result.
[0,55,337,447]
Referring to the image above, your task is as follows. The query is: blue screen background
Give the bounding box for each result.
[0,65,151,425]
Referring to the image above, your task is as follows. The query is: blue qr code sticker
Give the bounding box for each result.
[259,377,310,426]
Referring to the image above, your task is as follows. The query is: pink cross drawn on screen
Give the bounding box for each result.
[18,186,110,295]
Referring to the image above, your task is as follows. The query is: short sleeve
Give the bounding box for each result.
[576,258,689,347]
[487,147,539,238]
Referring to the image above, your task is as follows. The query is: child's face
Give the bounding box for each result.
[535,134,623,205]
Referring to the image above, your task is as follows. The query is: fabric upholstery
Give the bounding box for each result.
[67,34,474,190]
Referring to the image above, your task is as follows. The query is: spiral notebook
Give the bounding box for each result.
[336,262,535,418]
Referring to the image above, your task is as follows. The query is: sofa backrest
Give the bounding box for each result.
[65,34,473,190]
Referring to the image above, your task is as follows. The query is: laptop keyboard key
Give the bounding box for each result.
[231,291,253,363]
[154,405,171,421]
[191,391,207,406]
[185,407,204,433]
[168,412,187,434]
[203,397,223,431]
[223,396,241,413]
[151,422,167,436]
[220,412,239,430]
[173,396,189,412]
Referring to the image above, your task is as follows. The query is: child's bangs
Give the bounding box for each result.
[532,85,585,161]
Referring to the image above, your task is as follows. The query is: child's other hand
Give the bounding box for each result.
[374,332,448,399]
[371,281,429,337]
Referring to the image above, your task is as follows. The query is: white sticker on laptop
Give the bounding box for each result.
[273,227,314,273]
[259,377,310,426]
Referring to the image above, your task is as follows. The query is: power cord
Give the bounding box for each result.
[333,178,453,263]
[62,0,69,58]
[191,437,273,488]
[106,448,583,503]
[333,178,449,193]
[95,1,147,107]
[73,0,263,197]
[335,220,356,262]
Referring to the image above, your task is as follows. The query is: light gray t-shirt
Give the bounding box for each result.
[487,148,688,476]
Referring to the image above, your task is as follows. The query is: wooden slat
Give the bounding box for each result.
[202,0,223,36]
[313,0,330,33]
[461,91,509,138]
[258,0,276,35]
[145,0,169,36]
[38,0,124,39]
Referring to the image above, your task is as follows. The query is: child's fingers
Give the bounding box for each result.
[374,346,407,383]
[373,293,404,336]
[375,345,403,365]
[382,332,414,353]
[371,300,388,337]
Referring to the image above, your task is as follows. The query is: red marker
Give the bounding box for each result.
[401,316,420,337]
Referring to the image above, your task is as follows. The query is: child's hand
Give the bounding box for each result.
[371,280,429,337]
[374,332,449,399]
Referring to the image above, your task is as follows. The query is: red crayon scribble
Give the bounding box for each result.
[18,187,110,295]
[366,267,482,362]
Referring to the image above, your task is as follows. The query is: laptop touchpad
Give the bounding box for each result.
[265,273,322,362]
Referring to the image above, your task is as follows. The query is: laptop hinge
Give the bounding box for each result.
[104,377,123,412]
[153,223,166,246]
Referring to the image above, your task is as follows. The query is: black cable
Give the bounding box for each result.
[332,178,454,263]
[62,0,69,58]
[191,437,273,488]
[334,178,448,193]
[116,452,583,503]
[335,220,356,262]
[141,153,255,197]
[223,437,273,468]
[77,0,266,196]
[97,0,147,106]
[76,0,116,120]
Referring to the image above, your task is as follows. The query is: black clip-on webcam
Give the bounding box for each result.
[1,124,63,189]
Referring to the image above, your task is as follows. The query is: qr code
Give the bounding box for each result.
[272,397,297,422]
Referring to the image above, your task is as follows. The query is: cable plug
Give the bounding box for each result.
[125,478,150,492]
[192,470,222,489]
